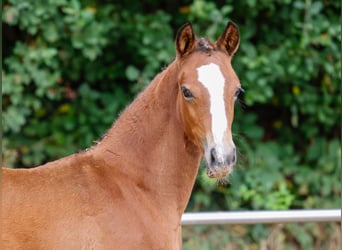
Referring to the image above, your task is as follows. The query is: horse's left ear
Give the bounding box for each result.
[176,23,196,57]
[216,21,240,56]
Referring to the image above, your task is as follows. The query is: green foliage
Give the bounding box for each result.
[184,0,341,212]
[183,222,340,250]
[2,0,341,248]
[2,0,173,165]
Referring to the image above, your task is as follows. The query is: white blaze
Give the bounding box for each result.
[197,63,227,145]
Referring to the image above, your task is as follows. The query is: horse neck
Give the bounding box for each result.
[92,61,202,217]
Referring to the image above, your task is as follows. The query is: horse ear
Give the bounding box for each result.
[176,23,196,57]
[216,21,240,56]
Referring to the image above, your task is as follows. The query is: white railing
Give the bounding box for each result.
[181,209,341,225]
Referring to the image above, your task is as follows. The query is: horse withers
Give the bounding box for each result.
[2,21,241,249]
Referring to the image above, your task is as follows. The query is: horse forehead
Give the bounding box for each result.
[196,63,225,91]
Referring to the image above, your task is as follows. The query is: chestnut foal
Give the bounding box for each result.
[2,21,241,249]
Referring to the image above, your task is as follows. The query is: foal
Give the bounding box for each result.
[2,21,241,249]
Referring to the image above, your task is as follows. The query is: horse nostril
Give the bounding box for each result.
[209,146,236,166]
[231,154,236,164]
[227,148,236,165]
[210,148,217,165]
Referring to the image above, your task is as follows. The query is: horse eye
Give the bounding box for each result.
[234,87,244,98]
[181,86,194,100]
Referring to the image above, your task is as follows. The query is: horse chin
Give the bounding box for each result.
[206,165,233,179]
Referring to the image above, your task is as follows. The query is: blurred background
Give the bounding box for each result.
[2,0,341,249]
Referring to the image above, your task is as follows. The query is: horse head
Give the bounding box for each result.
[175,21,241,179]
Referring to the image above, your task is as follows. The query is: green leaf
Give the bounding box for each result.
[125,65,140,81]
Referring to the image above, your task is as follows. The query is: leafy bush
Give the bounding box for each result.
[3,0,174,166]
[2,0,341,249]
[184,0,341,212]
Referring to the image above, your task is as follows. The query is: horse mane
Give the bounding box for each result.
[195,37,216,54]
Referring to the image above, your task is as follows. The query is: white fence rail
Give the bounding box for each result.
[181,209,341,225]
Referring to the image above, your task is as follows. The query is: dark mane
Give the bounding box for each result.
[196,37,215,54]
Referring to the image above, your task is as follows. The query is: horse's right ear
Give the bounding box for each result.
[176,23,196,57]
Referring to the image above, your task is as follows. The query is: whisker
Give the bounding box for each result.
[216,170,234,187]
[217,178,229,187]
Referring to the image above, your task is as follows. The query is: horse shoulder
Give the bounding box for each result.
[1,152,112,245]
